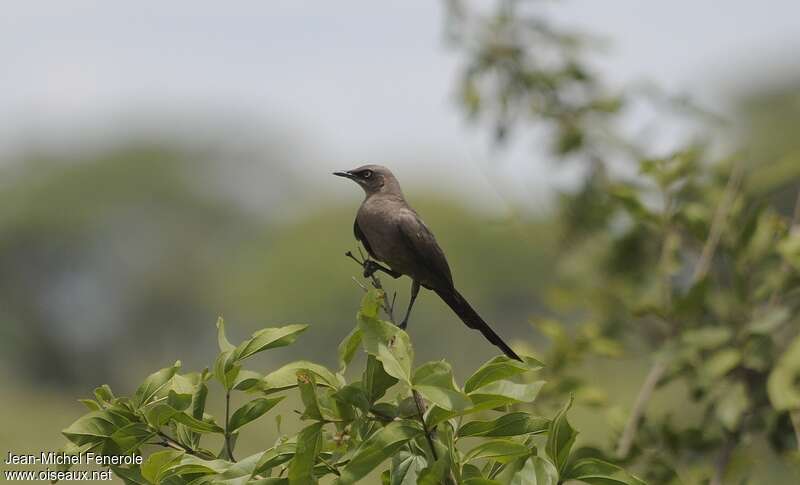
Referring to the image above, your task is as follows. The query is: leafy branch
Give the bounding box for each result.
[56,270,645,484]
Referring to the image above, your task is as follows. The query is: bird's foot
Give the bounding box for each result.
[363,260,380,278]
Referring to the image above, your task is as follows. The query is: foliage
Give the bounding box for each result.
[446,1,800,483]
[59,290,643,484]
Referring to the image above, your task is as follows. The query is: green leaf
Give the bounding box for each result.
[229,397,284,432]
[458,412,550,438]
[94,384,116,405]
[335,421,423,485]
[778,231,800,271]
[217,316,236,352]
[338,327,363,373]
[768,334,800,410]
[715,381,750,431]
[464,356,542,394]
[261,361,343,394]
[469,379,545,404]
[161,454,230,480]
[681,327,732,349]
[463,439,530,464]
[235,324,309,361]
[416,456,450,485]
[141,450,183,484]
[110,423,155,453]
[701,348,741,381]
[62,409,134,447]
[390,450,427,485]
[413,361,471,411]
[425,398,514,429]
[288,422,323,485]
[333,384,371,413]
[232,370,264,391]
[111,465,148,485]
[254,443,297,476]
[297,372,324,421]
[746,306,791,335]
[79,399,101,411]
[357,292,414,385]
[497,455,558,485]
[134,361,181,407]
[546,396,577,475]
[564,458,645,484]
[363,354,399,404]
[172,412,224,434]
[214,351,241,391]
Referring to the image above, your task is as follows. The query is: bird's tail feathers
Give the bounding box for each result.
[435,288,522,361]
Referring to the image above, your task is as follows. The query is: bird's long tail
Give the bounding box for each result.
[435,288,522,361]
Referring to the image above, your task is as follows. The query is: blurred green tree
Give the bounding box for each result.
[445,1,800,483]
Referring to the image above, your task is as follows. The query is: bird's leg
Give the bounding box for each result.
[399,280,420,329]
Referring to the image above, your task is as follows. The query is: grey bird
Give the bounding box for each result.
[334,164,522,361]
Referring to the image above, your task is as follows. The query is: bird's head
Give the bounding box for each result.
[333,164,399,196]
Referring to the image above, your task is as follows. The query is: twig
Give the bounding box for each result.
[224,390,236,461]
[615,359,667,458]
[710,434,736,485]
[693,161,744,282]
[413,390,438,461]
[345,249,396,322]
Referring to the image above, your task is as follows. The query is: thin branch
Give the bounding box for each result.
[693,161,744,283]
[615,359,667,458]
[224,390,236,462]
[710,434,736,485]
[413,391,438,462]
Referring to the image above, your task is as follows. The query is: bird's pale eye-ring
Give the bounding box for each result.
[362,170,373,179]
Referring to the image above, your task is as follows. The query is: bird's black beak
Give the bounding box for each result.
[333,171,355,179]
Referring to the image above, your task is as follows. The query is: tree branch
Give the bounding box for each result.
[693,161,744,282]
[709,434,736,485]
[413,390,438,462]
[224,390,236,462]
[615,359,667,458]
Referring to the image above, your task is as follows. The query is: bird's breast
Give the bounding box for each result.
[356,199,416,274]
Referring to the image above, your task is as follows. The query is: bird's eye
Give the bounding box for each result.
[362,170,373,179]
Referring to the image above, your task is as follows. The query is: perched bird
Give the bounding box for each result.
[334,164,521,361]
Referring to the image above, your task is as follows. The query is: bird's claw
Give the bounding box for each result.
[363,260,379,278]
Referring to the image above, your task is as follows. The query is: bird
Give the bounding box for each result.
[334,164,522,361]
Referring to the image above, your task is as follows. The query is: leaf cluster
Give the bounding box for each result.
[59,290,643,484]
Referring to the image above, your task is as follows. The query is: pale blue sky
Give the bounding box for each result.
[2,1,798,208]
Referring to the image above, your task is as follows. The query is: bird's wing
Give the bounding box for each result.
[395,209,454,289]
[353,219,376,258]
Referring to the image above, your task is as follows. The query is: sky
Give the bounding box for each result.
[2,0,799,210]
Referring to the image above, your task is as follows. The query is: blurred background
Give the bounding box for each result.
[2,1,800,482]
